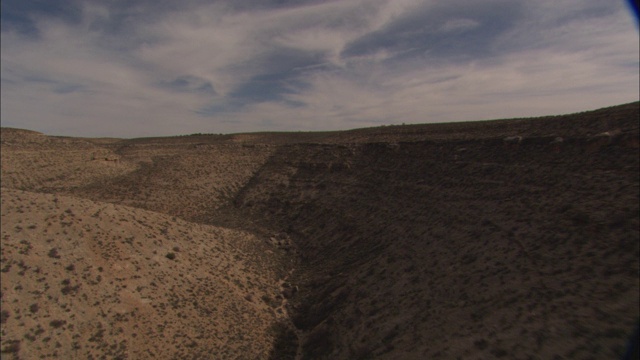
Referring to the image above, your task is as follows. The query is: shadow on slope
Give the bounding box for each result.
[236,107,639,359]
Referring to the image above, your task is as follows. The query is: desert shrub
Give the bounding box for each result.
[491,348,508,357]
[0,340,20,354]
[61,284,80,295]
[48,248,61,259]
[261,294,269,302]
[49,320,66,328]
[474,339,488,350]
[165,252,176,260]
[461,253,477,264]
[0,263,11,273]
[569,210,591,225]
[29,304,39,313]
[0,310,9,324]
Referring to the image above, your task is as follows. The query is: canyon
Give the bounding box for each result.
[1,102,639,359]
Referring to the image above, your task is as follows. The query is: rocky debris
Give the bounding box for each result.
[268,232,297,254]
[590,129,622,143]
[281,282,299,299]
[503,135,523,143]
[586,128,625,152]
[503,135,524,150]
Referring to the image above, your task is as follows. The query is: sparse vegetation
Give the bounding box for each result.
[0,310,10,324]
[49,320,66,328]
[1,103,638,359]
[48,248,61,259]
[1,340,21,354]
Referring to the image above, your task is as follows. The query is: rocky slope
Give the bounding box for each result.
[237,131,639,359]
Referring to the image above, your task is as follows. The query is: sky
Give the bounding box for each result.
[1,0,638,137]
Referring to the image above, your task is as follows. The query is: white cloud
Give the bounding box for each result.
[440,18,480,33]
[1,0,638,137]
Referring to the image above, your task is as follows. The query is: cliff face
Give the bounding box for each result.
[1,102,639,359]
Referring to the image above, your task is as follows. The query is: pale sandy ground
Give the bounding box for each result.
[1,188,290,359]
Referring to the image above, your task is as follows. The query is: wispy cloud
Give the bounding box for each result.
[1,0,638,137]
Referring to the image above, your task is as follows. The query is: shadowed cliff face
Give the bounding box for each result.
[235,133,639,359]
[1,102,639,359]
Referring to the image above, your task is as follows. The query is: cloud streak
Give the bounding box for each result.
[1,0,638,137]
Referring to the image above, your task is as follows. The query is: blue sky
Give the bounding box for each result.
[1,0,638,137]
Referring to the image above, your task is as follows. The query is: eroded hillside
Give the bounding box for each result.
[237,134,639,359]
[0,188,295,359]
[0,129,136,192]
[1,131,294,359]
[1,102,639,359]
